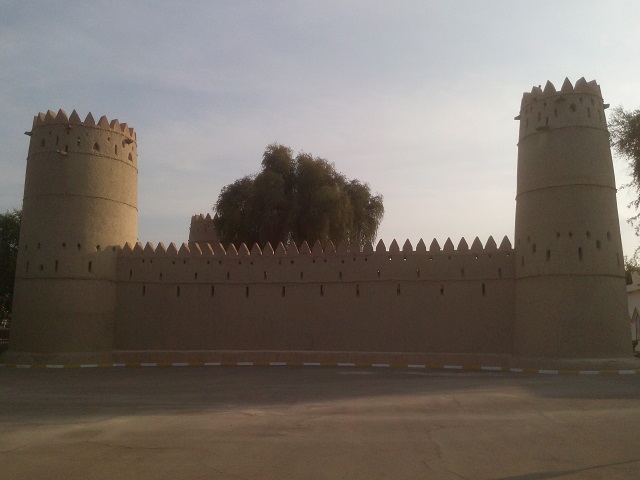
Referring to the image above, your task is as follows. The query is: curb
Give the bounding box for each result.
[1,361,639,375]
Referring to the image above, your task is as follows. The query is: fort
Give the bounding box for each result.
[3,77,638,370]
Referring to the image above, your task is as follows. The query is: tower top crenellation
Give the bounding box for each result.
[520,77,602,110]
[30,108,136,141]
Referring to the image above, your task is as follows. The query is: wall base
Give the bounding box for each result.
[1,350,114,365]
[508,355,640,371]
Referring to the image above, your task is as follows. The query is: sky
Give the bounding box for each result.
[1,1,639,254]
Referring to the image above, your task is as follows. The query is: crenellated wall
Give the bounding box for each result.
[114,237,515,355]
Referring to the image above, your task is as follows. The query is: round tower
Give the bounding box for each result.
[513,78,633,364]
[6,109,138,364]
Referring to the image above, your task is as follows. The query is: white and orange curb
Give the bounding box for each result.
[1,361,639,375]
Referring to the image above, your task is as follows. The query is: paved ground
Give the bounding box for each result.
[1,366,639,479]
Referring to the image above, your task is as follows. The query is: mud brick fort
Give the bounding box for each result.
[4,78,638,370]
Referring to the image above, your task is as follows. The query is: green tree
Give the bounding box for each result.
[610,107,640,234]
[213,144,384,248]
[0,209,21,323]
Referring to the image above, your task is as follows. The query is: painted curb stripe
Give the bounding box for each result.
[1,361,639,375]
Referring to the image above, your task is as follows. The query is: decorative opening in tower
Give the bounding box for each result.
[93,142,100,152]
[356,284,360,297]
[281,285,285,297]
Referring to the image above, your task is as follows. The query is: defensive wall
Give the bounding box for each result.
[4,77,639,369]
[114,236,514,359]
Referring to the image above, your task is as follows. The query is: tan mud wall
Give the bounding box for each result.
[114,239,515,354]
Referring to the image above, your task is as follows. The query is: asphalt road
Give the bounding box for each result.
[1,366,639,479]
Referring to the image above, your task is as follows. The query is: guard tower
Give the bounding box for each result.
[513,78,632,363]
[6,110,138,363]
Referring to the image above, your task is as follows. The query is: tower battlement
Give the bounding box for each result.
[31,109,136,140]
[517,78,608,140]
[188,213,218,245]
[27,109,137,166]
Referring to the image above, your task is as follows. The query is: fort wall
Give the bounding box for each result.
[5,77,638,369]
[114,237,515,355]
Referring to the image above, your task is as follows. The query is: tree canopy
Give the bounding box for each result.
[610,106,640,235]
[213,144,384,248]
[0,209,21,323]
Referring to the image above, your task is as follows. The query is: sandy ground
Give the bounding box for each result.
[1,366,639,479]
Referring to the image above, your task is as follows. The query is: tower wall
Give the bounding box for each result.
[513,78,632,360]
[188,213,218,246]
[7,110,138,363]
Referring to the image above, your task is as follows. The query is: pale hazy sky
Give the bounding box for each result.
[1,1,639,254]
